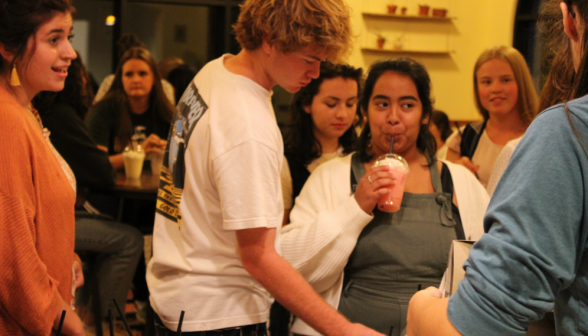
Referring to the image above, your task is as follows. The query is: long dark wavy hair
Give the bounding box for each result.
[538,0,574,111]
[0,0,75,75]
[553,0,588,160]
[33,53,93,119]
[560,0,588,100]
[103,47,174,151]
[431,110,452,142]
[357,58,436,164]
[283,61,363,166]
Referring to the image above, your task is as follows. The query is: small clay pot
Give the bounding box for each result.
[388,5,398,14]
[418,5,430,16]
[377,38,386,49]
[432,8,447,18]
[401,7,407,15]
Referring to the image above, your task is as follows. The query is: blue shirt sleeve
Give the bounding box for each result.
[447,106,586,335]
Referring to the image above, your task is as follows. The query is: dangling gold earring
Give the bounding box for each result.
[10,64,20,86]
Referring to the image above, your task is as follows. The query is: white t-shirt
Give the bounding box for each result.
[147,55,283,332]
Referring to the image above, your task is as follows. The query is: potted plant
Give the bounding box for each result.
[418,4,430,16]
[387,4,398,15]
[375,31,387,49]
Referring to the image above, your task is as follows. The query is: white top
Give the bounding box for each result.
[486,136,523,196]
[281,147,345,210]
[280,155,490,335]
[147,55,283,331]
[471,132,504,188]
[446,128,504,189]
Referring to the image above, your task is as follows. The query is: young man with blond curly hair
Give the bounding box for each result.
[147,0,385,335]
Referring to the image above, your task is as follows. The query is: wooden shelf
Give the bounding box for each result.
[362,12,454,21]
[361,48,452,56]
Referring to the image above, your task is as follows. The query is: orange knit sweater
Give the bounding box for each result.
[0,86,76,335]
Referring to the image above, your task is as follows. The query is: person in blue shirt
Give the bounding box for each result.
[406,1,588,335]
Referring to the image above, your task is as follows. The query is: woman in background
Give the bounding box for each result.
[445,46,538,189]
[0,0,84,334]
[86,47,174,170]
[272,61,362,336]
[94,33,175,104]
[429,110,452,159]
[281,62,362,225]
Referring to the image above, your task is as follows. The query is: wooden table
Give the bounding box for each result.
[112,171,160,200]
[97,172,160,221]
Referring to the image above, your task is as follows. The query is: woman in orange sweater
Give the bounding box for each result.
[0,0,85,335]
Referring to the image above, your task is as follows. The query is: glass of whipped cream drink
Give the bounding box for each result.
[123,146,146,179]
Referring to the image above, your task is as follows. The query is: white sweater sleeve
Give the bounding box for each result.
[281,157,373,294]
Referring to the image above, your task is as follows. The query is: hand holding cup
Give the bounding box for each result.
[143,134,167,155]
[354,165,396,215]
[372,154,410,212]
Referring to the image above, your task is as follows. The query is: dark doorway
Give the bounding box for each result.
[513,0,549,90]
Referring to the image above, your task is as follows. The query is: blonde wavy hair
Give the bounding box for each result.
[233,0,353,63]
[473,46,539,125]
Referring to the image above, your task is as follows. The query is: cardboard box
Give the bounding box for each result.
[440,240,475,298]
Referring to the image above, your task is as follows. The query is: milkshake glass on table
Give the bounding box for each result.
[123,146,146,179]
[150,151,164,175]
[372,153,410,213]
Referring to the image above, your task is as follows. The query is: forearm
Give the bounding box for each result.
[414,299,461,336]
[237,227,378,336]
[109,153,124,170]
[245,248,351,336]
[96,145,124,171]
[407,289,461,336]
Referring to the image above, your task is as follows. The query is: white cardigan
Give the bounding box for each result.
[281,154,489,335]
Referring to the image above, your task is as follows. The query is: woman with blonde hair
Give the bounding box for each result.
[446,46,539,189]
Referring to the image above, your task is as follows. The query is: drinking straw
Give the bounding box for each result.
[418,284,422,291]
[108,309,114,336]
[56,310,66,336]
[389,136,395,154]
[113,298,134,336]
[388,326,394,336]
[177,310,185,335]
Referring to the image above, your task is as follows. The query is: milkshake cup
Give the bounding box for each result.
[150,151,164,175]
[123,146,146,179]
[372,153,410,213]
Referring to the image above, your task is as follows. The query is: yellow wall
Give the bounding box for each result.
[346,0,518,121]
